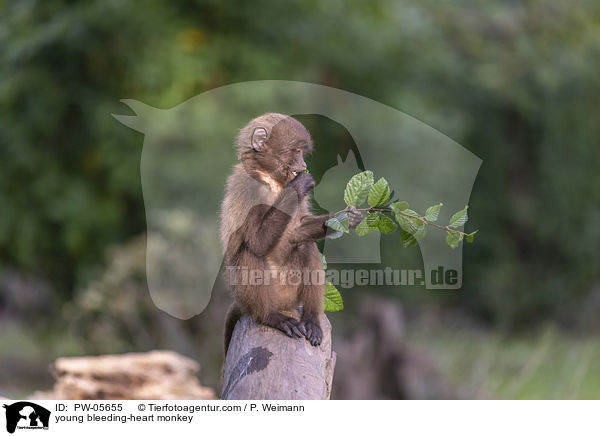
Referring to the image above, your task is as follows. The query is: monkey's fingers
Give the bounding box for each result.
[289,323,304,338]
[298,323,307,336]
[310,335,322,346]
[302,320,323,346]
[347,205,365,228]
[309,328,322,346]
[277,322,294,338]
[349,213,365,228]
[285,318,305,338]
[271,316,304,338]
[304,323,313,341]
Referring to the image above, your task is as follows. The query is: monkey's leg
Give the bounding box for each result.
[298,285,324,346]
[232,258,305,340]
[300,309,323,346]
[295,244,325,346]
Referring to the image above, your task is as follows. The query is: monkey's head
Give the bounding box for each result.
[236,113,313,187]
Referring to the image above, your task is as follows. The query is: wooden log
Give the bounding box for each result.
[30,350,216,400]
[222,313,336,400]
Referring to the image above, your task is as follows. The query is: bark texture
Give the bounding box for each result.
[222,313,336,400]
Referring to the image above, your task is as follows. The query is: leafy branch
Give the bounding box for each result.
[321,170,478,312]
[324,170,478,248]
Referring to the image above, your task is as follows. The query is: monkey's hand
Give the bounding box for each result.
[289,172,315,197]
[347,205,365,228]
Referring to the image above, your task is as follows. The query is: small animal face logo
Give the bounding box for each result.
[2,402,51,434]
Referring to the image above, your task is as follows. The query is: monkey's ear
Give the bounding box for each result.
[251,127,268,151]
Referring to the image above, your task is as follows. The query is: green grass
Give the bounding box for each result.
[408,325,600,399]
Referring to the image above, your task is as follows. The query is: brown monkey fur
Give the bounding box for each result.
[220,113,335,354]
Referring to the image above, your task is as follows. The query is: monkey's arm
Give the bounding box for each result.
[289,214,331,243]
[241,192,300,257]
[290,206,364,244]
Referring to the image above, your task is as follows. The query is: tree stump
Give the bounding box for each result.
[222,313,336,400]
[30,350,216,400]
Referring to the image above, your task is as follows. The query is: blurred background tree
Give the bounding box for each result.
[1,0,600,398]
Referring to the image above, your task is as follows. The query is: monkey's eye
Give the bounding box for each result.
[295,148,302,154]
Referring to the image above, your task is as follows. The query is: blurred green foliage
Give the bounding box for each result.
[1,0,600,329]
[408,321,600,399]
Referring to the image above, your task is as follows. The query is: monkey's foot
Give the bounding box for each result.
[300,316,322,346]
[264,313,306,338]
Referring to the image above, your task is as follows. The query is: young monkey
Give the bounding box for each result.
[219,113,362,354]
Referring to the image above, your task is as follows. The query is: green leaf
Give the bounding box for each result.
[325,212,349,233]
[449,206,469,228]
[324,282,344,312]
[446,230,463,249]
[355,212,380,236]
[466,230,478,243]
[424,203,443,222]
[390,201,409,213]
[403,208,420,218]
[413,221,427,240]
[344,171,374,207]
[393,208,421,234]
[320,253,327,270]
[377,214,398,234]
[400,229,418,248]
[355,216,375,236]
[368,177,390,207]
[355,211,399,236]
